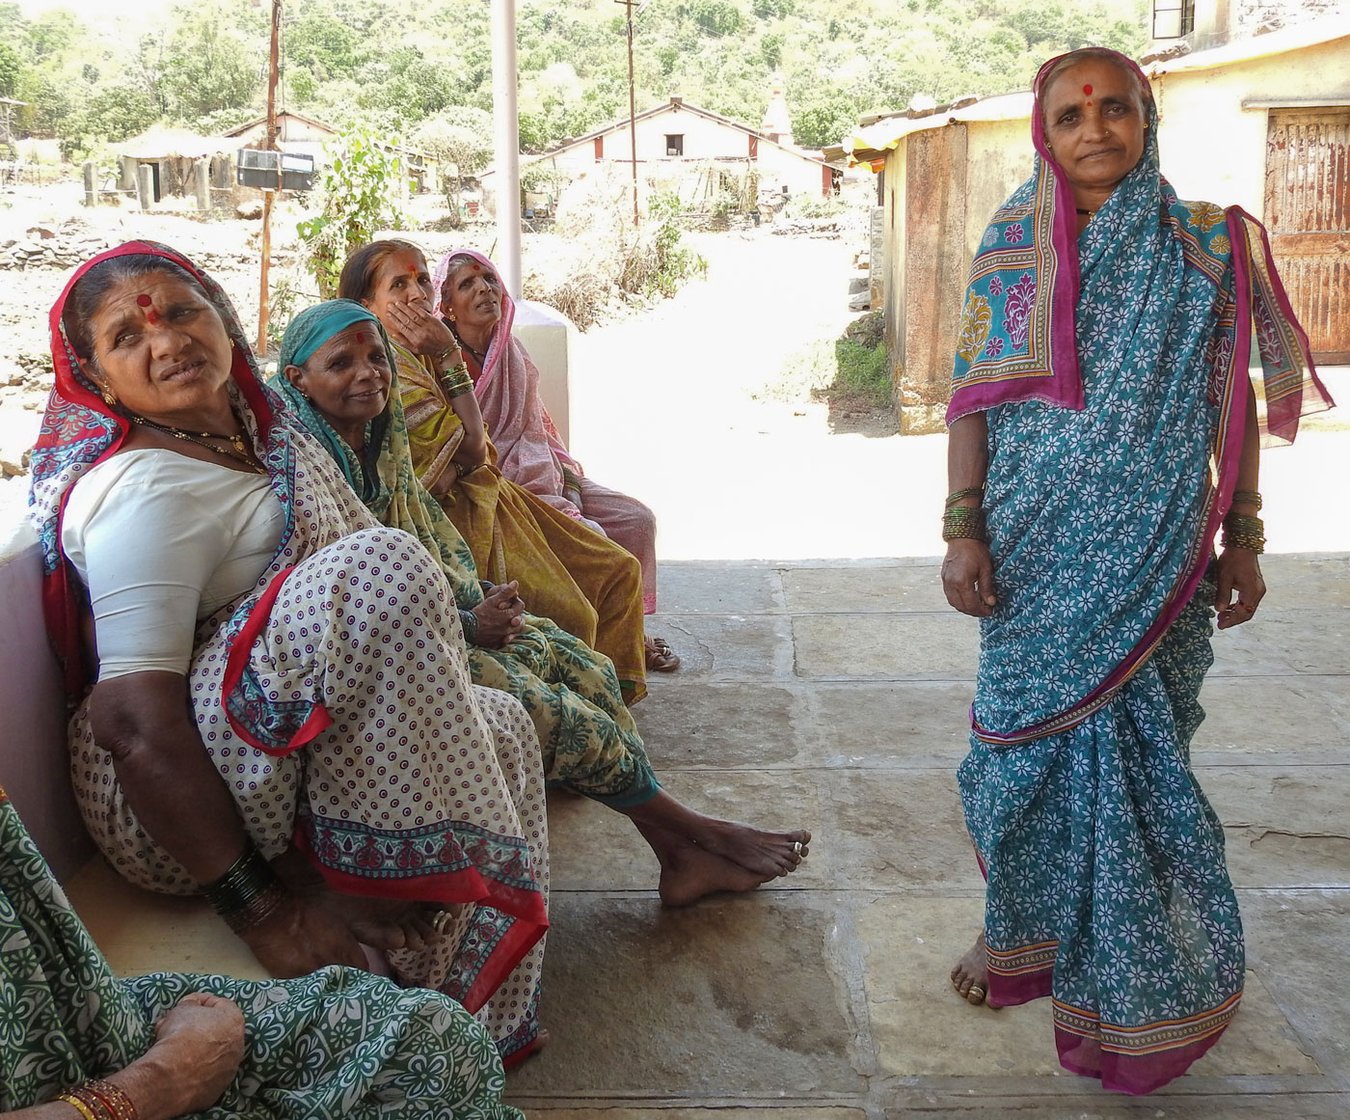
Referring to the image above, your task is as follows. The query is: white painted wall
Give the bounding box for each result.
[1151,37,1350,217]
[540,105,829,197]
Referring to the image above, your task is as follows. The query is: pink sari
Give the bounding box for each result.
[433,249,659,613]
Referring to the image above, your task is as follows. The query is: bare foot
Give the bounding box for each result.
[311,891,438,952]
[951,931,989,1005]
[654,832,777,907]
[271,846,440,951]
[692,818,811,879]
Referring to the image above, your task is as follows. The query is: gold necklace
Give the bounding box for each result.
[130,414,265,473]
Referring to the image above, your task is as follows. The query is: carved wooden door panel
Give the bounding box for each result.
[1265,107,1350,363]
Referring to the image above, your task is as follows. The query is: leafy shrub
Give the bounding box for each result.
[297,129,408,297]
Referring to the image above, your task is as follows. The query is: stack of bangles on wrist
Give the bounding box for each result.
[459,607,480,643]
[202,843,287,934]
[438,359,474,398]
[1222,513,1266,552]
[56,1078,138,1120]
[942,486,986,542]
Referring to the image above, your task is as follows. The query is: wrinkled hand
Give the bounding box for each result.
[1214,546,1265,629]
[143,992,245,1114]
[473,581,526,648]
[237,891,367,979]
[942,539,998,617]
[384,300,460,360]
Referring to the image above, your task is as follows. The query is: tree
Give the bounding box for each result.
[413,106,493,221]
[158,6,260,124]
[81,80,159,142]
[790,87,859,149]
[0,40,19,99]
[286,8,364,81]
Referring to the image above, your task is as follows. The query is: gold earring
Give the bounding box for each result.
[99,383,118,406]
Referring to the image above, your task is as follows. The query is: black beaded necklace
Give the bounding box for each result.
[129,412,264,473]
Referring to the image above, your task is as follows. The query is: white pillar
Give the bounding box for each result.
[491,0,522,298]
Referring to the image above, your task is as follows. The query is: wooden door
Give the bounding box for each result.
[1265,107,1350,363]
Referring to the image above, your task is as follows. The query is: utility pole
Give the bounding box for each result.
[492,0,522,297]
[615,0,642,227]
[256,0,282,355]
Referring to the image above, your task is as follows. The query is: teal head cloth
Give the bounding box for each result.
[278,298,380,370]
[271,299,393,502]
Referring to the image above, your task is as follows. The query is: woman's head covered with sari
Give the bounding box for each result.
[430,249,513,386]
[273,300,483,606]
[29,241,278,695]
[946,45,1332,442]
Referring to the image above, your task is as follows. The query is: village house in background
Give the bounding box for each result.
[853,0,1350,434]
[482,82,843,221]
[98,110,431,213]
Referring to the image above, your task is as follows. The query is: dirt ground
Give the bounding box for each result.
[0,178,878,506]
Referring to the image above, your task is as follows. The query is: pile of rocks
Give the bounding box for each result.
[770,217,846,239]
[0,224,270,275]
[1,224,112,271]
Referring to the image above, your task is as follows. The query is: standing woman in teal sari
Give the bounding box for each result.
[941,48,1332,1094]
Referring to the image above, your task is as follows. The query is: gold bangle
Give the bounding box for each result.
[942,505,986,542]
[56,1092,102,1120]
[945,486,984,509]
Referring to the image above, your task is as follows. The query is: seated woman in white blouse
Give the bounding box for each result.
[31,243,551,1068]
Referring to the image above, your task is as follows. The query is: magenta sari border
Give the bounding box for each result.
[988,964,1054,1007]
[1053,996,1240,1095]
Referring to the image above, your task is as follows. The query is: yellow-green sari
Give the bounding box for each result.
[396,341,648,700]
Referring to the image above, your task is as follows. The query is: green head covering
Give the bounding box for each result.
[272,300,393,504]
[270,300,484,607]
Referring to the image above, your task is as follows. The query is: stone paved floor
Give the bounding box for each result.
[67,553,1350,1117]
[501,553,1350,1118]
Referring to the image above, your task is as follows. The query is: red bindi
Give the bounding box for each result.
[136,294,152,306]
[356,330,375,344]
[1082,84,1093,96]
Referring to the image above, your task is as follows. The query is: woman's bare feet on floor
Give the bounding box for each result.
[272,847,439,952]
[951,931,989,1006]
[624,791,810,904]
[656,834,778,907]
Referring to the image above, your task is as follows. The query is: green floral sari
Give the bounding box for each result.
[0,785,522,1117]
[274,301,660,808]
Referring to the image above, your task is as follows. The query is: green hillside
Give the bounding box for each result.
[0,0,1149,155]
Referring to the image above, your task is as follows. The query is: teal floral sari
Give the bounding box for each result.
[949,50,1332,1095]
